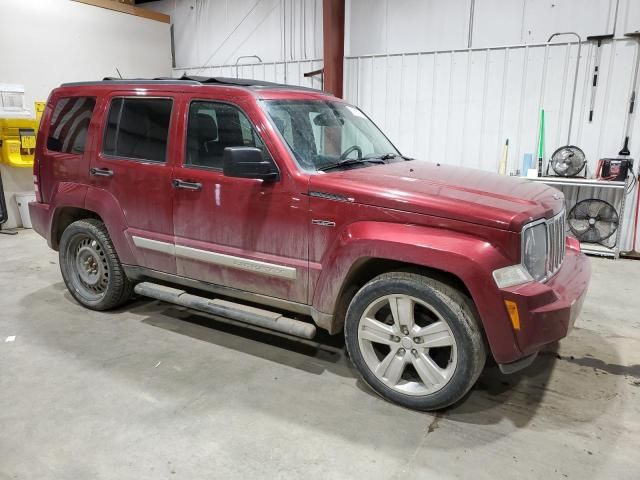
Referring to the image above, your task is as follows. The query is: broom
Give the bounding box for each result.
[537,109,545,177]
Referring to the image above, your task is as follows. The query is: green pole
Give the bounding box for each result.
[537,109,545,177]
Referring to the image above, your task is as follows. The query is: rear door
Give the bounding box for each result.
[89,92,179,274]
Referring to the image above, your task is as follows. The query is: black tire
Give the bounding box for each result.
[59,219,133,310]
[344,272,486,411]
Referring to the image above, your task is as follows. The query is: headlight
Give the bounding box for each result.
[492,264,533,288]
[522,222,547,281]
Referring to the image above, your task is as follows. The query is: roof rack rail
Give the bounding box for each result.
[62,78,199,87]
[61,75,325,93]
[173,75,290,88]
[168,75,325,93]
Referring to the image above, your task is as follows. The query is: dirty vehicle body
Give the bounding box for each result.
[29,77,590,410]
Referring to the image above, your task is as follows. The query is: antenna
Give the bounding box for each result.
[116,68,123,79]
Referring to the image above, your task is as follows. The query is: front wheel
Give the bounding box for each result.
[344,272,486,410]
[59,219,132,310]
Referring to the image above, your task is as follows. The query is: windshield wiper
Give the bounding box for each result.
[364,153,413,161]
[318,157,386,172]
[318,152,413,172]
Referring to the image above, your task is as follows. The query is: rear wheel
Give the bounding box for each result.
[59,219,132,310]
[344,272,486,410]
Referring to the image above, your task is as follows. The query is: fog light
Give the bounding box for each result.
[504,300,520,330]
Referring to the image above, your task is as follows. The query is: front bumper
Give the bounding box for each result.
[499,241,590,367]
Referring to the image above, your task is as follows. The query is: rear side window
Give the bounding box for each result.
[47,97,96,154]
[103,97,172,162]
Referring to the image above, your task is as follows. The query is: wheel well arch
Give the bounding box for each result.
[330,257,473,334]
[51,207,103,250]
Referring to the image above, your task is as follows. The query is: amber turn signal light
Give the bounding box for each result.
[504,300,520,330]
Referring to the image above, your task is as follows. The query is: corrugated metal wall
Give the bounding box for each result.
[345,40,638,173]
[173,37,640,252]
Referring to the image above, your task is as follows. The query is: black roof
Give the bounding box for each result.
[62,75,325,94]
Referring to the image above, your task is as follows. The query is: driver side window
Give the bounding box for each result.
[186,101,266,170]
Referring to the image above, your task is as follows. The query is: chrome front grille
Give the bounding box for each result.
[545,209,566,278]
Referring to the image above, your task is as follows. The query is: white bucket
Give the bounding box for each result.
[15,191,36,228]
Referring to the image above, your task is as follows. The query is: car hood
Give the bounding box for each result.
[308,161,564,231]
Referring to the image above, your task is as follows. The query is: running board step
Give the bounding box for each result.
[134,282,317,339]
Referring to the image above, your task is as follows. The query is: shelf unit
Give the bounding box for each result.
[528,176,629,258]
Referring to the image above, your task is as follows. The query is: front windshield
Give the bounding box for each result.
[263,99,400,172]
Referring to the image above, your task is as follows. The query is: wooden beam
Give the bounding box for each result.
[72,0,170,24]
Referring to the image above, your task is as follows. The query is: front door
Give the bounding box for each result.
[89,92,178,274]
[171,97,308,303]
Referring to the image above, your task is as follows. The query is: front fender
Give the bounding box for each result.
[312,221,521,363]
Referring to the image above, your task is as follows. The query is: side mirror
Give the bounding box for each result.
[222,147,280,182]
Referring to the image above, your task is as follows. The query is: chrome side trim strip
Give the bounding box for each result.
[132,235,296,280]
[174,245,297,280]
[132,236,175,255]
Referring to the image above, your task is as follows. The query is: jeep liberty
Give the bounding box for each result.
[29,77,590,410]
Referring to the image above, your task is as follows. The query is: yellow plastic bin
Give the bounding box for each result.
[0,118,38,168]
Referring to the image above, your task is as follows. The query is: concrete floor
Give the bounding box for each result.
[1,230,639,479]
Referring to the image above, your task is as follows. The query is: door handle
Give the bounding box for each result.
[172,179,202,191]
[90,167,114,178]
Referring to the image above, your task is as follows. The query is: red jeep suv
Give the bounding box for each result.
[29,77,590,410]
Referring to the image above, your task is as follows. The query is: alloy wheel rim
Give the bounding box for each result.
[357,294,457,396]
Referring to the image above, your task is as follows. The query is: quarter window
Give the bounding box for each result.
[47,97,96,154]
[186,101,265,169]
[103,97,172,162]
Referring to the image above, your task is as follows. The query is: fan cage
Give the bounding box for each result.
[547,145,587,178]
[568,199,619,244]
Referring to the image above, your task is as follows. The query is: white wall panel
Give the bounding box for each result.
[608,0,640,37]
[517,0,614,43]
[472,0,526,47]
[345,42,637,173]
[347,0,629,55]
[347,0,472,56]
[535,0,611,44]
[151,0,322,68]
